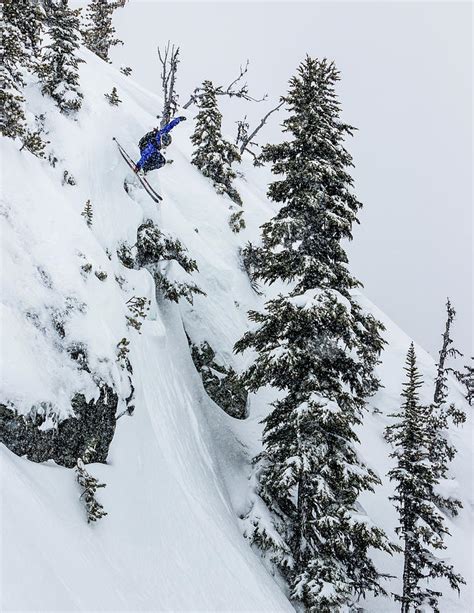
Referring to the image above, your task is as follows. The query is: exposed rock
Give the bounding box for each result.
[0,384,118,467]
[189,339,248,419]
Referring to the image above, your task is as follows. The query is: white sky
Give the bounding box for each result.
[106,0,471,360]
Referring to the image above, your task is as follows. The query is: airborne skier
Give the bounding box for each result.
[114,115,186,203]
[135,116,186,174]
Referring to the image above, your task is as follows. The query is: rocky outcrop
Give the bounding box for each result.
[189,339,248,419]
[0,384,118,467]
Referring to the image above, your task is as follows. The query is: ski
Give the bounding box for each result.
[113,137,163,203]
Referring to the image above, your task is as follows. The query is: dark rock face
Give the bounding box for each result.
[189,340,248,420]
[0,384,118,467]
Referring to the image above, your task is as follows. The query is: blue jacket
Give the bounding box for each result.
[136,117,183,170]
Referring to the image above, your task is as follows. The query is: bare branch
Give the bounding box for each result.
[224,60,249,95]
[236,101,284,155]
[168,44,179,117]
[182,60,267,109]
[183,88,200,109]
[215,60,267,102]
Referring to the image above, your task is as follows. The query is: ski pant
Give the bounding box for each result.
[141,150,166,173]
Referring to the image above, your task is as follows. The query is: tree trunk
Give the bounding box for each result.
[401,514,413,613]
[295,474,307,566]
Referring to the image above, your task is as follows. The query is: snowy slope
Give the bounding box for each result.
[1,48,472,612]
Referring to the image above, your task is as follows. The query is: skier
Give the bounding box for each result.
[135,116,186,174]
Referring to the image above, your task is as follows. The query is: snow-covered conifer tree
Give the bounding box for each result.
[41,0,57,25]
[104,86,121,106]
[82,0,123,63]
[235,56,393,611]
[8,0,44,60]
[39,0,83,114]
[385,343,465,613]
[81,199,93,227]
[191,80,242,205]
[1,1,45,155]
[1,1,29,140]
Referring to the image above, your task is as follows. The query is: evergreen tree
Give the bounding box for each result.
[39,0,83,114]
[235,57,393,611]
[429,299,466,516]
[81,199,93,226]
[251,57,362,288]
[1,1,45,156]
[385,343,465,613]
[1,1,29,140]
[7,0,44,60]
[41,0,57,25]
[191,80,242,205]
[82,0,123,63]
[104,86,121,106]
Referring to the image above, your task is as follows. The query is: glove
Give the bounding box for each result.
[178,116,187,121]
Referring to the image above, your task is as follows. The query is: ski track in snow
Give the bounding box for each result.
[1,48,472,612]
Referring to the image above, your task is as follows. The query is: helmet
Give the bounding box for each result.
[161,133,172,147]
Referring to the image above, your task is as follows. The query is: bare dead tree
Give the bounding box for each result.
[183,60,267,109]
[235,101,284,158]
[434,298,463,406]
[158,41,180,128]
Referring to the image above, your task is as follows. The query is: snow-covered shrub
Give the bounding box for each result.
[76,440,107,523]
[229,209,246,233]
[135,220,205,304]
[126,296,150,333]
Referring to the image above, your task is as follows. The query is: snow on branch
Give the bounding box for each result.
[75,441,107,524]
